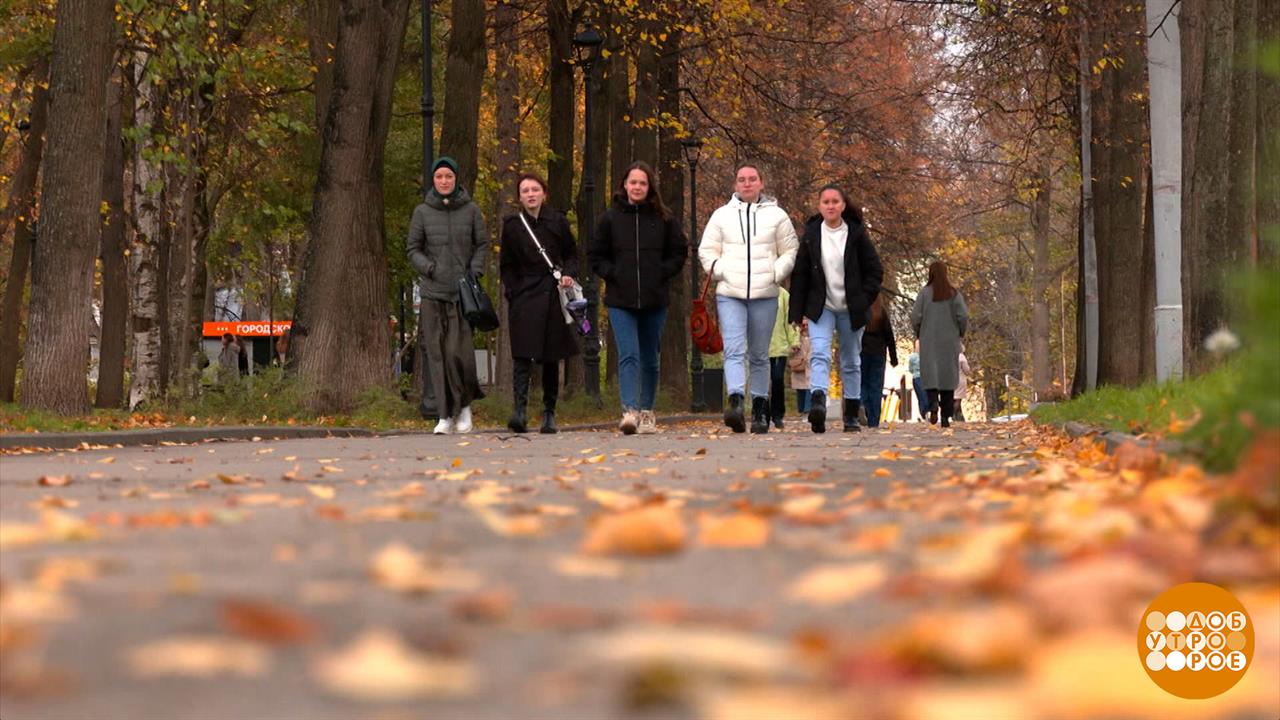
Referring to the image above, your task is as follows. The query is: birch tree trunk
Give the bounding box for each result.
[1147,0,1184,381]
[129,54,165,410]
[21,0,115,414]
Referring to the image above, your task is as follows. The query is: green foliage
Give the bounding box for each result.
[1034,263,1280,471]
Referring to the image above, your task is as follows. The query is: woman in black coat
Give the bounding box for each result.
[787,185,884,433]
[499,173,580,434]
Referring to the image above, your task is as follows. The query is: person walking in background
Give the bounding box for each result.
[768,286,797,429]
[789,319,811,416]
[954,342,971,422]
[500,172,580,435]
[788,185,884,434]
[407,156,489,435]
[589,161,687,435]
[907,340,928,421]
[911,261,968,428]
[859,295,898,428]
[699,162,799,434]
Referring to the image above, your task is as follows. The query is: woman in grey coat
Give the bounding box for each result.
[911,261,968,427]
[407,156,490,435]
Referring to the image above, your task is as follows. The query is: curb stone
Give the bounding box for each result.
[1056,419,1185,456]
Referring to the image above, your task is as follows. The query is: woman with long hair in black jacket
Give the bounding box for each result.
[787,185,884,433]
[588,162,687,435]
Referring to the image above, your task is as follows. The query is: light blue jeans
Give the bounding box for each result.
[607,306,667,411]
[716,296,777,399]
[808,308,863,399]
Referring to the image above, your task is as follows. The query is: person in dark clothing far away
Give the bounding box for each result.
[911,261,968,428]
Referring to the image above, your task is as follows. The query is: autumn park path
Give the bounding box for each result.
[1,421,1276,719]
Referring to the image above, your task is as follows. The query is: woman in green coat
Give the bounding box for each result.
[407,157,490,435]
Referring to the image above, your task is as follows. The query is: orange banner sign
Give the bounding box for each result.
[202,321,291,337]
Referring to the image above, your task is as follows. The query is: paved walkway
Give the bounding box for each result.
[1,420,1276,719]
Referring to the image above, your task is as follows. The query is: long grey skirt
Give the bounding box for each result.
[422,299,484,418]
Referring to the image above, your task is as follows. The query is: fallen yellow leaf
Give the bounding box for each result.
[581,504,686,557]
[698,513,770,548]
[313,629,476,700]
[786,562,886,606]
[307,485,336,500]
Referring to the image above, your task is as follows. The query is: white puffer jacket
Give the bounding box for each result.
[698,194,799,300]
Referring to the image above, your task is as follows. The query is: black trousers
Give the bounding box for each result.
[769,356,787,421]
[926,388,956,421]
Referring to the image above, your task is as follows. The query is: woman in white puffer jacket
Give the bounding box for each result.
[698,162,799,434]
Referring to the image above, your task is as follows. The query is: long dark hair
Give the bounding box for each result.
[817,183,865,225]
[617,161,670,220]
[927,261,956,301]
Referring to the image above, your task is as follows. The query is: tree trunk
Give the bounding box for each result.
[439,0,486,192]
[1030,156,1053,397]
[656,33,688,406]
[129,53,165,409]
[546,0,574,212]
[492,0,519,396]
[1078,15,1099,393]
[308,0,340,131]
[1260,0,1280,264]
[1181,0,1251,374]
[96,67,128,409]
[632,36,658,166]
[21,0,115,415]
[0,59,50,403]
[166,101,198,393]
[291,0,409,412]
[1092,18,1150,388]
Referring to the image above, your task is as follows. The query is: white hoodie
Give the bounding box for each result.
[698,193,799,300]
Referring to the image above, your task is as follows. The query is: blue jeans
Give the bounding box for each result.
[795,389,811,414]
[716,296,778,399]
[808,308,863,399]
[608,306,667,411]
[860,351,887,427]
[912,376,928,418]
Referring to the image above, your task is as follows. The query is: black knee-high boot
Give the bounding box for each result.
[540,361,559,434]
[508,359,531,433]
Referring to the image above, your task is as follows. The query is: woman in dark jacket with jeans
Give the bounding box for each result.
[788,185,884,433]
[499,173,579,434]
[588,161,687,435]
[406,156,489,435]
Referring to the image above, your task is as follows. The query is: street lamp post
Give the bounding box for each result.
[417,0,438,418]
[681,137,705,412]
[573,27,603,404]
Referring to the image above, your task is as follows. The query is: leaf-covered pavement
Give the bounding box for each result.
[1,421,1277,719]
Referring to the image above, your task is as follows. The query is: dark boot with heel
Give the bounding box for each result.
[809,390,827,434]
[750,397,769,434]
[507,361,530,433]
[540,362,559,433]
[725,393,746,433]
[843,399,861,433]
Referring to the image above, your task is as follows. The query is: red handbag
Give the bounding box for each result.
[690,261,723,354]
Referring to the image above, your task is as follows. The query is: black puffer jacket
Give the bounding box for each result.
[588,195,687,310]
[788,206,883,330]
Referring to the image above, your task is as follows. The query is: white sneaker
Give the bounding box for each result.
[619,410,638,435]
[638,410,657,434]
[433,417,454,435]
[455,406,473,434]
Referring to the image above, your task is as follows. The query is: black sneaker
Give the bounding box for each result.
[809,391,827,434]
[724,394,746,433]
[772,416,784,430]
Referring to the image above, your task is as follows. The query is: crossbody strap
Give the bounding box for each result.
[700,260,717,301]
[517,212,562,281]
